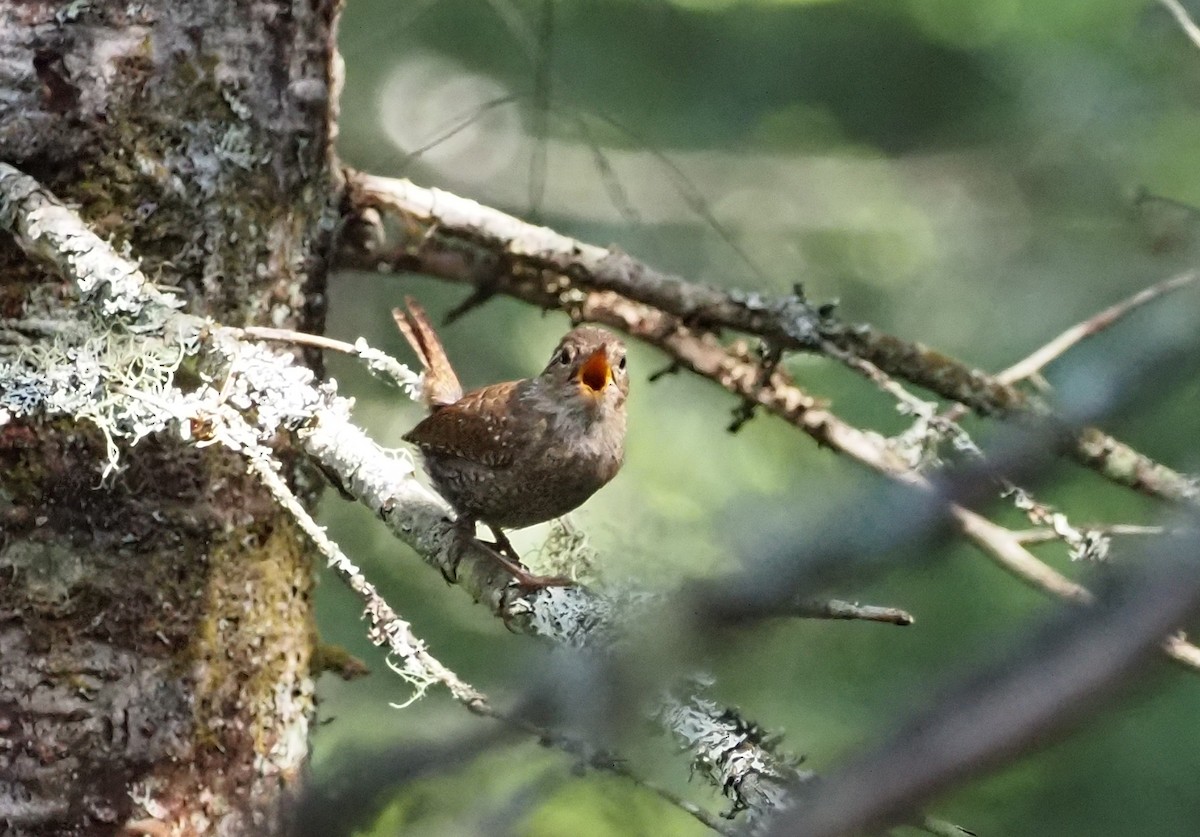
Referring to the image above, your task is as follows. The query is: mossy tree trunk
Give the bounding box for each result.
[0,2,341,833]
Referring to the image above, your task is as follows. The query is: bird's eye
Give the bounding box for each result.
[617,356,627,371]
[557,348,572,365]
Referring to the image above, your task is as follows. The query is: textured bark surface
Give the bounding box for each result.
[0,1,340,834]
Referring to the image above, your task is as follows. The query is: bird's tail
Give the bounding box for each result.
[392,297,463,407]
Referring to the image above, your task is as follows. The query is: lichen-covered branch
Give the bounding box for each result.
[0,163,805,827]
[242,424,487,709]
[242,425,739,834]
[335,175,1200,676]
[834,345,1113,563]
[342,171,1199,507]
[655,683,811,825]
[0,163,483,712]
[0,166,180,317]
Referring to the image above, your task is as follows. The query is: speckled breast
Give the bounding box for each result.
[421,441,621,529]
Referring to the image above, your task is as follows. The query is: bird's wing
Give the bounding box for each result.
[403,382,543,468]
[392,297,463,407]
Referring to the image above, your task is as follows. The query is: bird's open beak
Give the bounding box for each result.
[577,347,612,394]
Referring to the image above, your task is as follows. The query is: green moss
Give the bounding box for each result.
[191,516,316,766]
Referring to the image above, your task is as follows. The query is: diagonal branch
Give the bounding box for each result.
[341,171,1199,507]
[939,270,1200,431]
[995,270,1200,386]
[242,429,742,833]
[1161,0,1200,51]
[335,174,1200,675]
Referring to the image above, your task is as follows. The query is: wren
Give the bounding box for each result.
[393,299,628,586]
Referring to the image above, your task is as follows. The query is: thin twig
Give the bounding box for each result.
[239,418,487,708]
[939,270,1200,428]
[222,324,420,391]
[229,325,365,356]
[997,271,1199,385]
[763,527,1200,837]
[1012,523,1168,545]
[920,815,978,836]
[941,270,1200,428]
[1161,0,1200,50]
[796,599,915,626]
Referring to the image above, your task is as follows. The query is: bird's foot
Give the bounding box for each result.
[476,539,574,589]
[480,526,574,589]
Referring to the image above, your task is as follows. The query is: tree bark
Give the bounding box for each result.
[0,2,340,834]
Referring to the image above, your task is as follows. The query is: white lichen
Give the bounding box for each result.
[0,303,195,474]
[354,337,422,397]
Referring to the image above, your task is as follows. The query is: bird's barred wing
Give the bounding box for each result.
[402,382,543,468]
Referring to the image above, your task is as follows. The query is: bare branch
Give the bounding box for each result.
[223,325,421,392]
[941,270,1200,428]
[1161,0,1200,50]
[1013,523,1169,545]
[997,271,1199,385]
[342,171,1200,507]
[334,177,1200,675]
[794,599,915,626]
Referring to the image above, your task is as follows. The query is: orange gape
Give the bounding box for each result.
[393,299,629,587]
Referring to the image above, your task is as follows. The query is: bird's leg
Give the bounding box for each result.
[477,525,573,589]
[488,527,521,561]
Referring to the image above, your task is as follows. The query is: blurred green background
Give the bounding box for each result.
[315,0,1200,834]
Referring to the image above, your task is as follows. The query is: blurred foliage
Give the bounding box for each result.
[316,0,1200,834]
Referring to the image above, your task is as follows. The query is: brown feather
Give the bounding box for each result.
[403,381,544,468]
[391,297,463,406]
[400,317,628,530]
